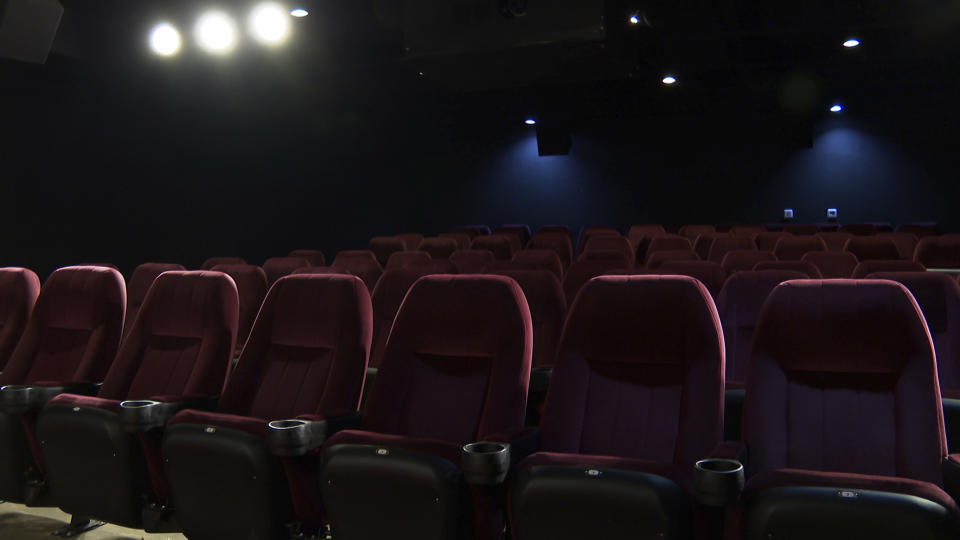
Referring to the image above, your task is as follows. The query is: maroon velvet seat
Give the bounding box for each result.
[486,270,565,369]
[679,224,716,242]
[439,232,473,250]
[626,224,667,248]
[773,235,826,261]
[36,271,237,531]
[395,233,425,251]
[510,275,724,540]
[385,250,432,270]
[839,223,879,236]
[576,227,620,257]
[527,233,573,271]
[660,260,728,299]
[645,235,694,265]
[737,279,960,539]
[369,268,453,369]
[494,225,532,247]
[914,235,960,268]
[320,275,532,540]
[754,231,791,251]
[851,259,926,278]
[721,250,777,274]
[211,264,269,352]
[844,236,900,261]
[801,251,858,278]
[162,275,372,539]
[123,263,186,340]
[263,256,311,285]
[331,250,383,291]
[450,249,497,273]
[693,233,719,260]
[647,249,700,269]
[752,260,823,278]
[0,266,125,504]
[485,250,563,280]
[817,231,854,252]
[563,258,632,305]
[708,236,756,263]
[287,249,326,267]
[783,224,820,235]
[201,257,246,270]
[417,237,459,260]
[0,267,40,370]
[472,234,516,261]
[878,232,920,260]
[582,236,634,268]
[368,236,407,266]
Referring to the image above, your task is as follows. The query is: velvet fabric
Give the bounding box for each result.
[287,250,326,267]
[486,270,566,369]
[471,235,516,261]
[494,225,532,248]
[716,270,808,385]
[800,251,858,278]
[200,257,245,270]
[263,256,312,285]
[844,236,901,261]
[692,234,719,260]
[915,234,960,268]
[123,263,186,340]
[817,231,854,251]
[330,250,383,292]
[879,232,920,260]
[439,232,473,250]
[0,266,125,386]
[754,231,792,251]
[499,250,564,279]
[721,250,777,274]
[562,259,633,304]
[660,261,729,299]
[626,224,667,248]
[578,250,632,266]
[752,260,823,278]
[645,235,694,264]
[370,269,445,369]
[773,235,827,261]
[368,236,407,266]
[0,267,40,370]
[647,249,701,269]
[450,249,497,273]
[707,236,756,263]
[385,250,432,270]
[527,233,573,271]
[395,233,425,250]
[210,264,268,352]
[582,236,635,267]
[678,224,716,242]
[852,259,926,278]
[417,237,459,259]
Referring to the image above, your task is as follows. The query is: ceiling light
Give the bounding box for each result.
[290,8,308,17]
[629,15,640,25]
[830,104,843,113]
[195,11,239,55]
[249,2,292,46]
[843,38,860,48]
[149,23,181,57]
[662,75,677,85]
[524,119,537,125]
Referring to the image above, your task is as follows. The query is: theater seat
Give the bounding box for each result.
[527,233,573,271]
[36,271,237,533]
[852,259,926,278]
[439,232,473,250]
[646,249,700,269]
[450,249,496,274]
[123,263,185,340]
[211,264,269,353]
[486,250,562,279]
[287,250,326,267]
[754,232,791,252]
[369,268,452,369]
[839,223,879,236]
[472,234,516,261]
[660,260,728,299]
[774,236,826,261]
[395,233,425,251]
[693,234,719,260]
[369,236,407,266]
[201,257,246,270]
[0,266,125,505]
[878,232,920,260]
[645,235,694,265]
[417,237,459,260]
[576,227,620,257]
[914,235,960,268]
[721,250,777,274]
[319,275,532,540]
[626,224,667,248]
[582,235,634,267]
[0,267,40,370]
[753,260,823,278]
[817,232,854,252]
[331,250,383,291]
[800,251,858,278]
[844,236,900,261]
[510,275,724,540]
[783,224,820,235]
[737,279,960,540]
[386,250,432,270]
[678,224,716,242]
[263,256,312,286]
[563,258,632,304]
[494,225,532,247]
[708,236,756,263]
[162,275,372,540]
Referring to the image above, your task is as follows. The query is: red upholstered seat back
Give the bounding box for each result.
[385,251,431,270]
[678,224,716,242]
[646,249,700,269]
[288,250,326,267]
[753,260,823,278]
[439,233,472,250]
[851,259,925,278]
[263,257,311,286]
[627,224,667,248]
[801,251,858,278]
[486,270,566,369]
[370,268,451,369]
[417,238,458,260]
[395,233,424,251]
[527,233,573,271]
[362,275,532,444]
[914,235,960,268]
[745,279,946,485]
[707,235,756,263]
[563,259,632,304]
[576,227,619,257]
[878,232,919,260]
[493,225,532,248]
[331,251,383,291]
[817,232,854,252]
[660,260,728,298]
[471,235,516,261]
[645,235,693,264]
[97,271,237,401]
[210,264,268,350]
[450,249,496,273]
[720,250,777,274]
[0,266,125,386]
[754,232,792,251]
[491,250,563,279]
[583,236,634,268]
[774,235,827,261]
[0,268,41,370]
[539,275,724,468]
[844,236,900,261]
[217,275,372,420]
[124,263,186,340]
[369,237,407,266]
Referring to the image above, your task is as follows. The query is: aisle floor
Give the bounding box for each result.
[0,502,187,540]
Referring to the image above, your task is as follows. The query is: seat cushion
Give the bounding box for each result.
[168,409,271,438]
[46,393,120,412]
[323,429,464,466]
[518,451,689,492]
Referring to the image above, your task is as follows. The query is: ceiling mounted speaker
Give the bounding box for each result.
[0,0,63,64]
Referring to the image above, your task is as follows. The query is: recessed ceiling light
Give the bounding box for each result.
[195,11,239,55]
[524,119,537,125]
[662,75,677,85]
[830,104,844,113]
[290,8,309,18]
[843,38,860,48]
[249,3,292,46]
[149,23,181,57]
[629,15,640,25]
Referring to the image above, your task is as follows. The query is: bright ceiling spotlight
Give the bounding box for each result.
[830,104,844,113]
[290,8,308,17]
[249,2,292,46]
[195,11,238,55]
[149,23,182,56]
[524,118,537,125]
[843,38,860,48]
[629,15,640,25]
[662,75,677,85]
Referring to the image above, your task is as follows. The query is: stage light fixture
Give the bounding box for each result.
[196,11,238,55]
[629,15,640,25]
[290,8,308,17]
[830,104,843,113]
[662,75,677,85]
[149,23,181,56]
[249,2,291,46]
[524,118,537,125]
[843,38,860,48]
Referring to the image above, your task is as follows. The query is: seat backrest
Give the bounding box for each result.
[369,237,407,266]
[867,272,960,394]
[487,250,562,279]
[744,279,946,485]
[843,236,900,261]
[774,235,827,261]
[753,260,822,278]
[678,224,716,242]
[395,233,425,251]
[851,259,926,278]
[707,235,755,263]
[914,235,960,268]
[493,225,532,247]
[0,266,125,386]
[754,231,792,252]
[201,257,246,270]
[417,237,459,260]
[693,234,719,260]
[578,250,632,266]
[0,268,41,370]
[644,235,693,264]
[218,275,372,419]
[439,233,472,250]
[450,249,496,274]
[263,257,311,285]
[125,263,186,340]
[288,250,326,267]
[526,233,573,271]
[331,250,383,291]
[385,251,432,270]
[660,260,728,298]
[878,232,919,260]
[562,259,633,310]
[720,250,777,274]
[839,223,879,236]
[583,235,635,268]
[471,235,516,261]
[576,227,619,257]
[783,224,820,235]
[97,271,238,401]
[369,268,450,368]
[626,224,666,248]
[800,251,858,279]
[646,249,700,269]
[817,232,854,252]
[486,270,566,369]
[539,275,724,468]
[210,264,268,350]
[716,270,808,385]
[363,275,532,444]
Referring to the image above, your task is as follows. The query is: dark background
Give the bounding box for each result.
[2,0,958,277]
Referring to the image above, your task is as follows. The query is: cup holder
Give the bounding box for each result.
[693,458,745,507]
[0,385,33,410]
[120,400,161,409]
[119,400,167,432]
[461,442,511,486]
[268,419,309,430]
[268,419,317,456]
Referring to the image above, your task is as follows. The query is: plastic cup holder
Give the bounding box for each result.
[464,442,508,455]
[0,385,34,409]
[696,459,743,474]
[120,400,161,409]
[693,458,745,507]
[1,385,30,392]
[268,419,309,430]
[462,442,511,486]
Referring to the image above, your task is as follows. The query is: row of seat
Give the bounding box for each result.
[1,265,958,539]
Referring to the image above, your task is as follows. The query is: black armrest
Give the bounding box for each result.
[529,367,553,396]
[462,441,511,486]
[0,383,102,414]
[944,455,960,503]
[267,412,362,457]
[118,400,184,433]
[692,458,745,507]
